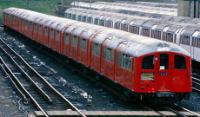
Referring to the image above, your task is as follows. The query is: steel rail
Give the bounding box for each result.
[0,62,28,103]
[0,39,86,117]
[174,103,200,117]
[0,45,53,103]
[0,57,49,117]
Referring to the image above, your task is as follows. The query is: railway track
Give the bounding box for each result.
[0,39,86,117]
[1,29,200,117]
[192,77,200,93]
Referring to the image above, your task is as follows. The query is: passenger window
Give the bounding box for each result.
[82,16,86,22]
[72,35,78,47]
[142,28,150,37]
[175,55,186,69]
[119,53,132,70]
[80,38,87,49]
[103,47,113,62]
[55,31,60,41]
[50,29,54,38]
[180,35,190,45]
[64,33,69,45]
[114,22,120,29]
[142,55,154,69]
[152,30,161,39]
[68,13,71,18]
[78,15,81,21]
[87,17,92,23]
[92,43,100,56]
[94,18,98,25]
[106,20,113,27]
[121,23,128,31]
[129,25,139,34]
[72,14,76,20]
[100,19,105,26]
[34,24,37,32]
[39,25,42,32]
[166,32,173,42]
[160,54,168,70]
[44,27,48,36]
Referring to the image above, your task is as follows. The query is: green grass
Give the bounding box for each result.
[0,0,62,23]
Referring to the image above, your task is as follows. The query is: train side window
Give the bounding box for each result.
[104,47,114,62]
[106,20,113,28]
[142,55,154,69]
[166,32,173,42]
[129,25,139,34]
[142,28,150,37]
[55,30,60,41]
[192,37,196,47]
[80,38,87,50]
[122,23,128,31]
[174,55,186,69]
[92,43,100,56]
[119,53,132,70]
[72,14,76,20]
[160,54,168,70]
[87,17,92,23]
[94,18,98,25]
[50,29,54,38]
[68,13,71,18]
[64,33,69,45]
[78,15,81,21]
[34,24,37,32]
[198,38,200,47]
[44,27,48,36]
[72,35,78,47]
[114,22,120,29]
[152,30,161,39]
[82,16,86,22]
[180,35,190,45]
[100,19,105,26]
[39,25,42,32]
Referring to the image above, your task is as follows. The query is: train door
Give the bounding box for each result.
[154,53,171,92]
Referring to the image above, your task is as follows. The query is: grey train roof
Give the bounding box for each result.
[3,7,190,57]
[71,1,177,16]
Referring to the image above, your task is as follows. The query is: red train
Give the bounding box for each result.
[3,8,192,102]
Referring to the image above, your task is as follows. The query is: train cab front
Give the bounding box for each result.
[135,52,192,102]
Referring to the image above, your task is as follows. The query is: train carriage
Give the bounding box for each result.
[3,7,192,102]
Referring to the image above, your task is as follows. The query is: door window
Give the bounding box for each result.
[160,54,168,70]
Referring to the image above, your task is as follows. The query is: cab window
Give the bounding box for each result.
[160,54,168,70]
[142,55,154,69]
[175,55,186,69]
